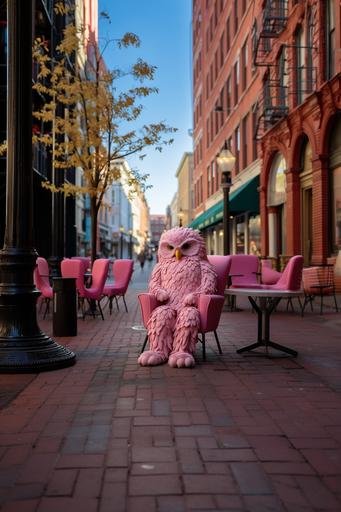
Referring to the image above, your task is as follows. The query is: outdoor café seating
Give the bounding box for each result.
[61,258,109,320]
[103,259,134,314]
[301,264,338,315]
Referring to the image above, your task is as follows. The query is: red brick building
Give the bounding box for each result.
[255,0,341,267]
[190,0,265,255]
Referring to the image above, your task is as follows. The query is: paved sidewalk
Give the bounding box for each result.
[1,267,341,511]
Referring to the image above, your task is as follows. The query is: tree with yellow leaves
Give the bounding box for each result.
[33,16,176,263]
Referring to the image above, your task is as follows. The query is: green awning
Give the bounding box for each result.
[188,175,259,231]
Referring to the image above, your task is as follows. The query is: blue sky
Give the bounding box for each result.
[98,0,193,214]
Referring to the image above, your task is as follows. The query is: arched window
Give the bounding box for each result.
[268,153,286,206]
[330,115,341,253]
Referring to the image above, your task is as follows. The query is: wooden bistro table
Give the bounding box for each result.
[225,288,303,357]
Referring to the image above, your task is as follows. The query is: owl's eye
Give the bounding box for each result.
[181,242,191,250]
[167,244,174,250]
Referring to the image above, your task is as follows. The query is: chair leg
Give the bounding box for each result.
[122,295,128,312]
[115,296,119,311]
[202,333,206,361]
[333,292,338,312]
[108,297,113,315]
[141,335,148,353]
[97,300,105,320]
[213,330,223,354]
[43,298,50,320]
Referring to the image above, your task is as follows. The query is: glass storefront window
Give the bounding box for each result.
[268,153,286,206]
[236,215,245,254]
[332,167,341,252]
[249,215,261,255]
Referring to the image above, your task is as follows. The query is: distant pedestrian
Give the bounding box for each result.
[137,251,146,270]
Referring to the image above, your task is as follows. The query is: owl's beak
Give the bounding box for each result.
[175,248,182,260]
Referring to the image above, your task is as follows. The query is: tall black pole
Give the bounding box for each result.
[223,186,230,256]
[0,0,75,372]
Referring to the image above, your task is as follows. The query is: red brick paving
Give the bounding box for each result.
[1,274,341,511]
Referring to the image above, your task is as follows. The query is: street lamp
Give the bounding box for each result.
[217,144,236,255]
[178,208,184,227]
[119,226,124,259]
[128,229,133,259]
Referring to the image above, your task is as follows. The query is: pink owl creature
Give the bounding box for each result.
[138,227,217,368]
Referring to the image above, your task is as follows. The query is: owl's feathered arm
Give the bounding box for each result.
[148,263,169,302]
[183,261,217,307]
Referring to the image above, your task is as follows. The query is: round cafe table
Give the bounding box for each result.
[225,288,303,357]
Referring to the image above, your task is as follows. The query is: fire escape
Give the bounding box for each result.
[253,1,317,140]
[253,0,289,140]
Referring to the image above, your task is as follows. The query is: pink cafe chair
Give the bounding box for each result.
[34,256,53,319]
[103,259,134,314]
[61,258,109,320]
[139,255,232,360]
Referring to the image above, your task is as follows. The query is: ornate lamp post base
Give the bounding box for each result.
[0,251,75,373]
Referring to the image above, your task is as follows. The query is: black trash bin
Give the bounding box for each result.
[53,277,77,337]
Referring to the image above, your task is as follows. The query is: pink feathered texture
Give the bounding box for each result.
[139,227,217,368]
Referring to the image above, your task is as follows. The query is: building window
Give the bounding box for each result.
[278,46,288,108]
[226,17,230,53]
[326,0,335,80]
[207,165,211,196]
[234,59,239,105]
[295,26,304,105]
[242,114,248,170]
[241,39,248,91]
[234,125,240,173]
[234,0,238,35]
[252,104,258,161]
[306,8,314,93]
[226,75,231,114]
[330,116,341,253]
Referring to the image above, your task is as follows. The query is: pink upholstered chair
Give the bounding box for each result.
[103,259,134,314]
[260,259,282,285]
[71,256,91,273]
[229,254,260,288]
[34,257,53,319]
[62,258,109,320]
[139,255,232,360]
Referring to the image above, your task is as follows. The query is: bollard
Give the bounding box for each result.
[52,277,77,337]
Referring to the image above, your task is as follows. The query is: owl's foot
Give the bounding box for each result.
[168,351,195,368]
[138,350,167,366]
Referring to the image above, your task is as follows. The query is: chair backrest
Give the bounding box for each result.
[112,259,134,293]
[229,254,259,286]
[34,257,52,295]
[71,256,91,273]
[272,255,303,291]
[207,255,232,296]
[303,265,334,292]
[61,258,85,294]
[261,260,282,285]
[90,258,109,293]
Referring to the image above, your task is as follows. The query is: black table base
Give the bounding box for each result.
[236,296,298,357]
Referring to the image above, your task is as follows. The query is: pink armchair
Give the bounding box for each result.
[139,255,232,360]
[103,259,134,314]
[61,258,109,320]
[34,257,53,319]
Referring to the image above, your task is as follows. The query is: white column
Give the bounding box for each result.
[268,212,277,258]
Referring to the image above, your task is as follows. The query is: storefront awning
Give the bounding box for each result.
[188,175,259,231]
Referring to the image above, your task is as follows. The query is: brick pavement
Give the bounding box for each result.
[1,267,341,511]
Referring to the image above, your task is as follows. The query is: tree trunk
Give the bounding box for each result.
[90,196,98,265]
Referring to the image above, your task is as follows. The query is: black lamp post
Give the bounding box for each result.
[178,208,184,227]
[119,226,124,258]
[217,144,235,255]
[128,229,133,259]
[0,0,75,372]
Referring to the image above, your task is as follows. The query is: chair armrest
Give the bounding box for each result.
[198,294,225,333]
[138,293,160,328]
